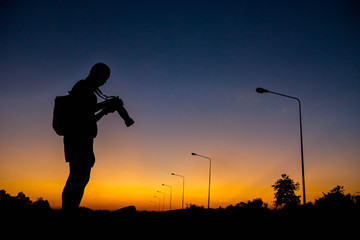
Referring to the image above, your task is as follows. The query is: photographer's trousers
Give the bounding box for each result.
[62,137,95,211]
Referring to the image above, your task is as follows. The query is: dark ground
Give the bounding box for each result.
[2,204,358,238]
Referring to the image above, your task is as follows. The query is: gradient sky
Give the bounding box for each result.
[1,0,360,210]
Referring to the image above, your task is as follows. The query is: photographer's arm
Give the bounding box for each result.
[94,101,107,112]
[93,98,122,122]
[94,100,117,122]
[94,108,113,122]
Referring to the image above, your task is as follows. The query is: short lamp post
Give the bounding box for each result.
[171,173,185,209]
[162,184,172,211]
[191,152,211,209]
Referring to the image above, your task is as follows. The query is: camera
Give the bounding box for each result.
[106,96,134,127]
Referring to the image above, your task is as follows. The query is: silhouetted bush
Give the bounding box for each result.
[315,185,355,210]
[186,203,205,210]
[236,198,268,209]
[0,189,50,214]
[32,197,51,211]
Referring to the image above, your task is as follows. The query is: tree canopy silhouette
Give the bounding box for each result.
[315,185,354,209]
[272,174,300,208]
[0,189,50,212]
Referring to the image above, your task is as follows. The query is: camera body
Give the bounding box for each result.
[106,96,134,127]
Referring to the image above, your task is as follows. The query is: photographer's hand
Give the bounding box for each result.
[94,100,107,112]
[95,109,108,122]
[107,97,123,107]
[94,97,121,112]
[95,105,117,122]
[103,106,116,115]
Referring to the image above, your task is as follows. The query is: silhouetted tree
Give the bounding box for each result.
[315,185,354,208]
[15,191,32,209]
[272,174,300,208]
[0,189,11,200]
[186,203,204,210]
[1,189,51,213]
[0,189,12,210]
[32,197,51,211]
[235,198,268,209]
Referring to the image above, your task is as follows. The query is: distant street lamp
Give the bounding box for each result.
[153,196,160,212]
[191,152,211,209]
[256,87,306,205]
[157,190,165,212]
[149,200,156,212]
[162,184,173,211]
[171,172,185,209]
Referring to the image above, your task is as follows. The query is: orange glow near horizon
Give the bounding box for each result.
[2,134,359,211]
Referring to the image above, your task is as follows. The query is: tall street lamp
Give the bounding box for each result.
[157,191,165,212]
[162,184,172,211]
[256,87,306,205]
[171,172,185,209]
[191,152,211,209]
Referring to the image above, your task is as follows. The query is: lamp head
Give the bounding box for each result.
[191,153,197,156]
[171,173,175,175]
[256,87,269,94]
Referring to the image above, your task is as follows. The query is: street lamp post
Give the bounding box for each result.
[149,200,156,212]
[162,184,172,211]
[157,191,165,212]
[171,172,185,209]
[256,87,306,205]
[191,153,211,209]
[153,196,160,212]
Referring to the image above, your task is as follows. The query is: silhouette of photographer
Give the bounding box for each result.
[61,63,132,212]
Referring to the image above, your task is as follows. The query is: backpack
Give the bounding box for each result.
[52,87,105,136]
[52,94,74,136]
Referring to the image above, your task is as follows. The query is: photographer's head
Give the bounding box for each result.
[87,62,111,88]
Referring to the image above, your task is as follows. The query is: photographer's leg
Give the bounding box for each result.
[62,162,91,212]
